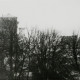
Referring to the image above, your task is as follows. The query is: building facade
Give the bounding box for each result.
[0,16,18,80]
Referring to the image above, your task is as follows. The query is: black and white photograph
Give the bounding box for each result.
[0,0,80,80]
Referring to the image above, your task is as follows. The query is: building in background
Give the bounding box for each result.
[0,15,18,80]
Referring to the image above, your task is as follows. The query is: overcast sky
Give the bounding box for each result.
[0,0,80,35]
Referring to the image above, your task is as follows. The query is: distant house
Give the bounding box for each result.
[61,35,80,64]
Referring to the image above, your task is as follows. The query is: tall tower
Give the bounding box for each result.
[0,16,18,80]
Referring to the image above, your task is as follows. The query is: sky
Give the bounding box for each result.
[0,0,80,35]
